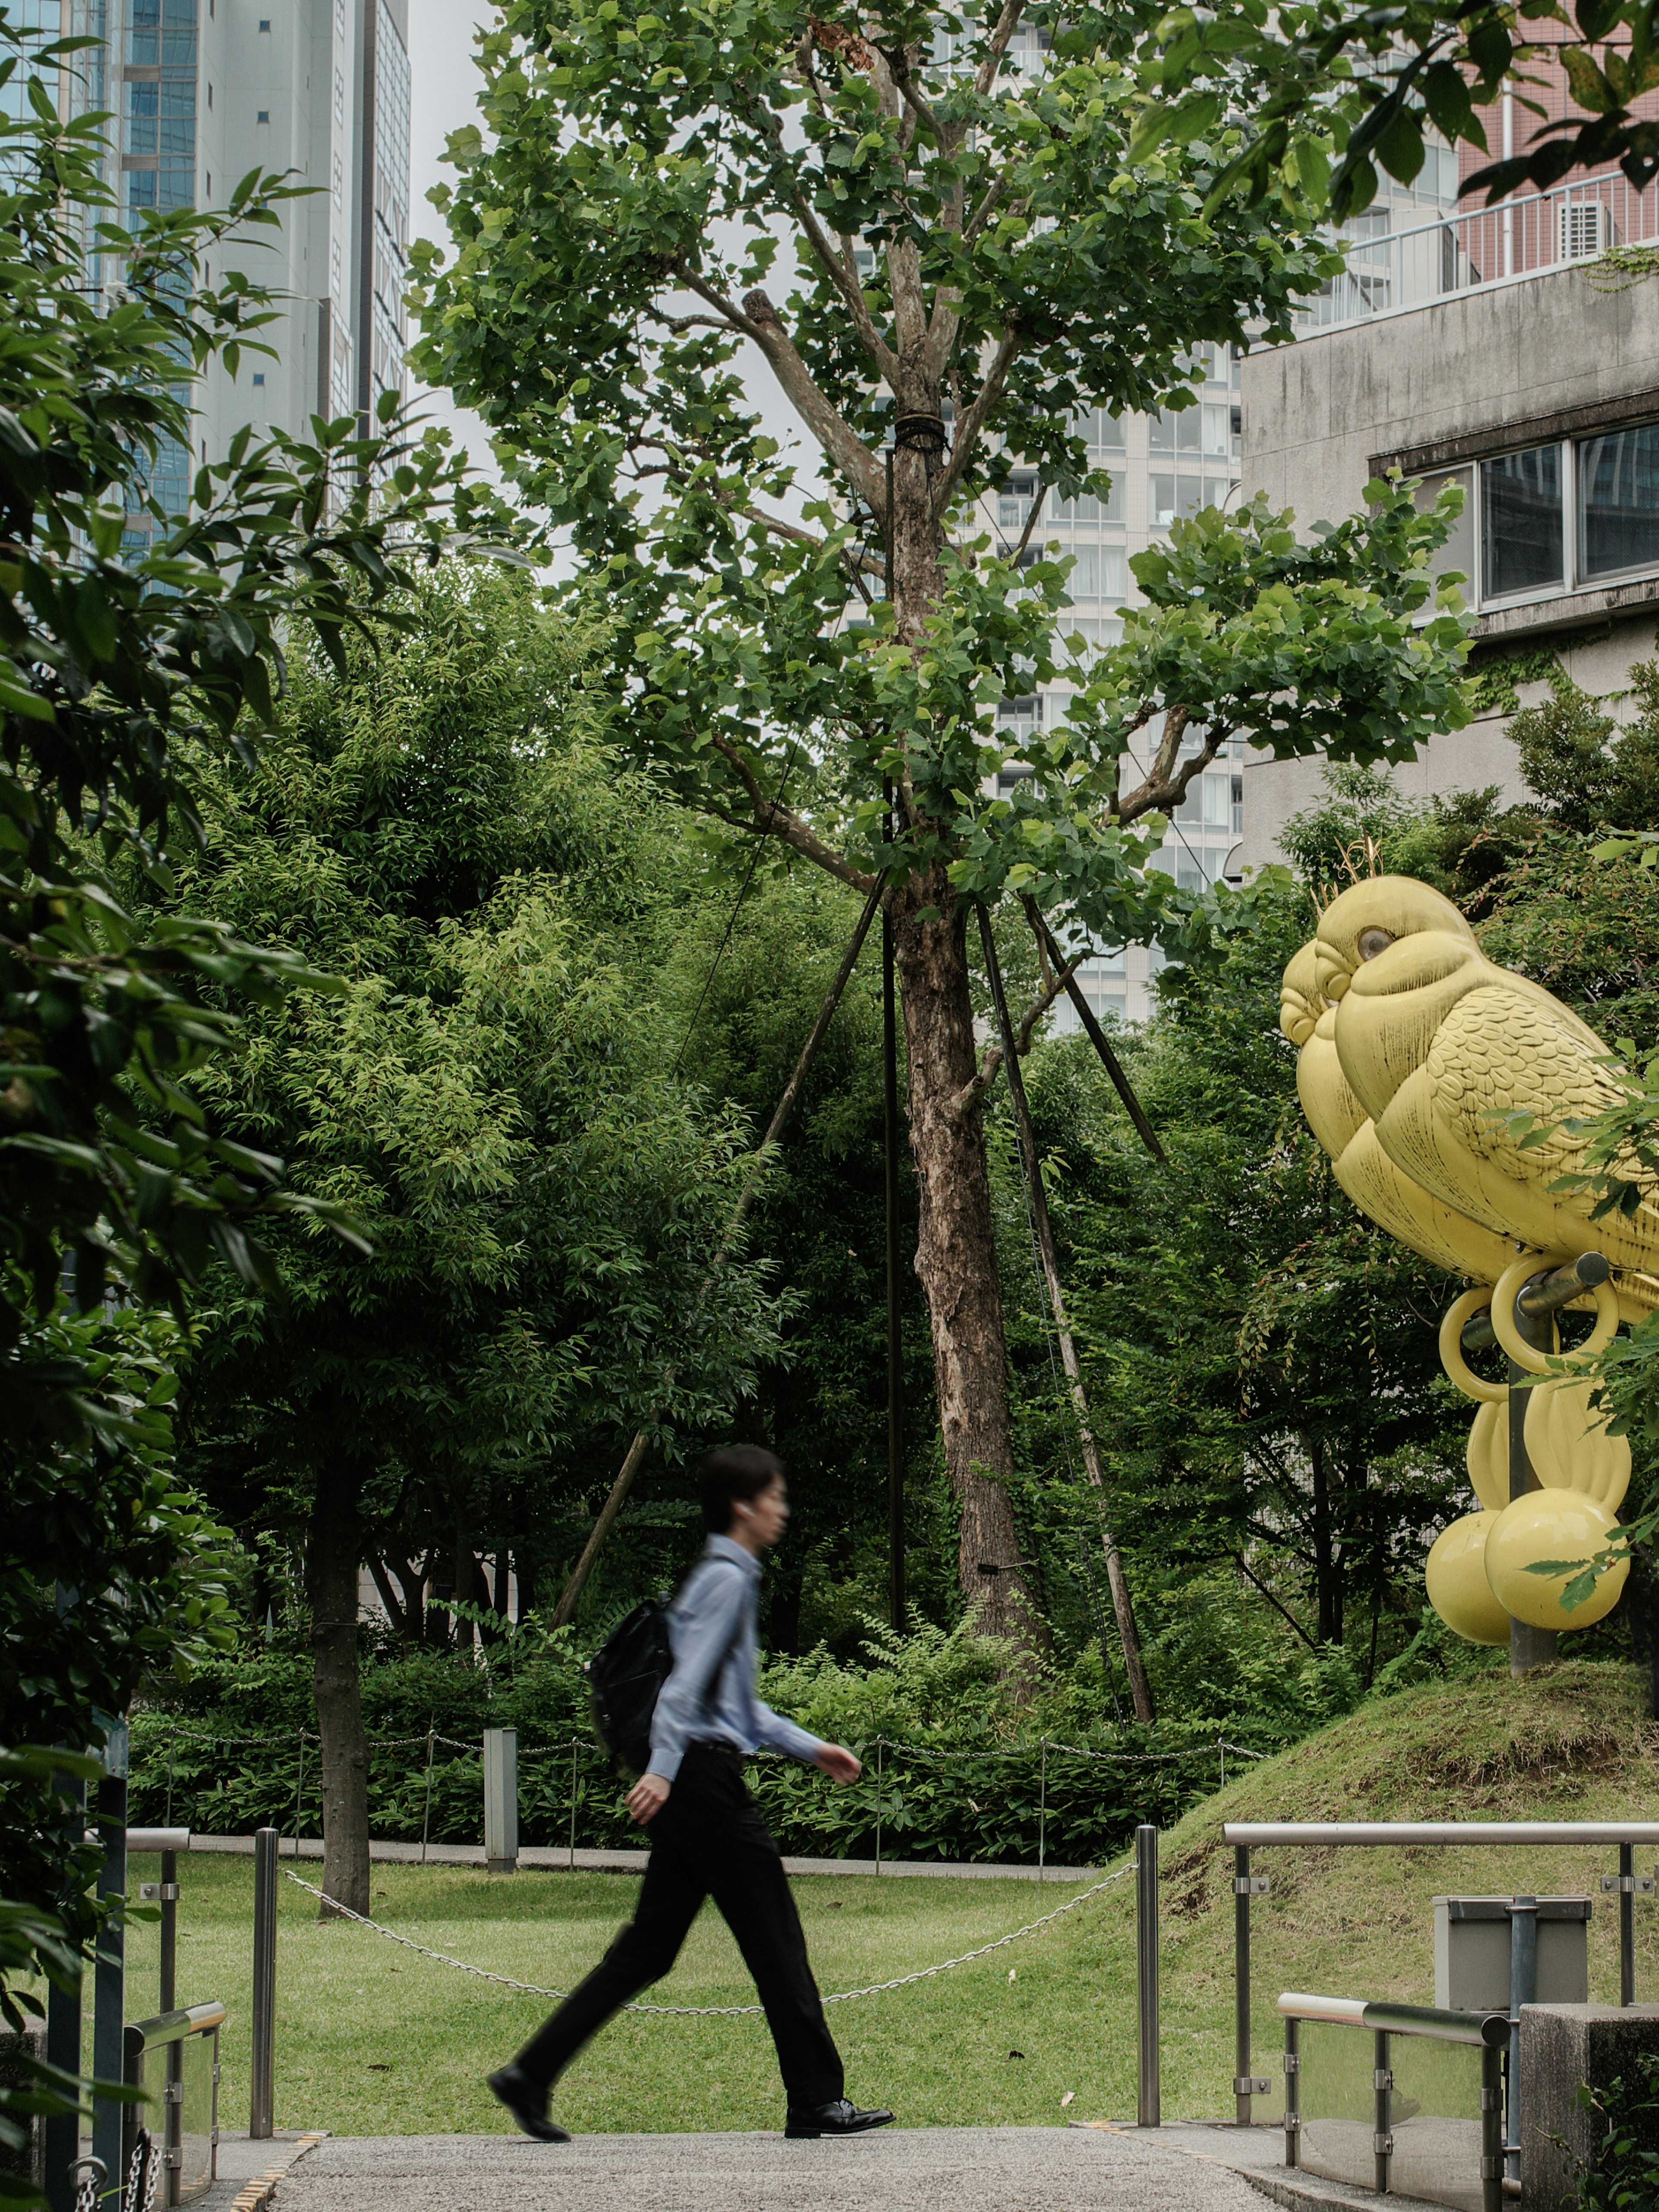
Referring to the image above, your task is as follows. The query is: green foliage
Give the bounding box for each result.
[167,564,793,1617]
[0,0,491,2071]
[1565,2049,1659,2210]
[1510,662,1659,836]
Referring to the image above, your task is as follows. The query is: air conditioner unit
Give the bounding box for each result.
[1559,200,1619,261]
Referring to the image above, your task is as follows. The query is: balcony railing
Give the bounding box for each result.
[1294,175,1659,333]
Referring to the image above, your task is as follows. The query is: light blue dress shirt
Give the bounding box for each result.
[645,1534,823,1783]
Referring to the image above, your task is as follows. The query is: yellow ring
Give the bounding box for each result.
[1439,1286,1507,1404]
[1490,1252,1620,1374]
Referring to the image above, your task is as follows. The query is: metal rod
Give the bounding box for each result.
[569,1739,578,1871]
[1506,1895,1538,2184]
[1459,1251,1611,1354]
[250,1827,278,2139]
[976,901,1156,1722]
[1483,2040,1504,2212]
[1235,1843,1253,2124]
[1284,2015,1300,2168]
[1024,901,1166,1163]
[1229,1820,1659,1845]
[883,778,906,1636]
[1506,1280,1559,1676]
[421,1729,435,1867]
[1622,1841,1636,2007]
[1374,2026,1392,2194]
[875,1738,883,1876]
[1136,1824,1160,2127]
[92,1745,127,2205]
[553,880,884,1627]
[159,1846,177,2013]
[292,1732,305,1858]
[1038,1740,1047,1882]
[45,1761,84,2212]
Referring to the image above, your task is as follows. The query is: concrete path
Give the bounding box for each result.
[267,2126,1281,2212]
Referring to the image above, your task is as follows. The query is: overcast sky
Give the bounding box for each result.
[406,3,499,476]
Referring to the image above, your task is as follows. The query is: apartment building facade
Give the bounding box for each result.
[1237,174,1659,872]
[39,0,410,540]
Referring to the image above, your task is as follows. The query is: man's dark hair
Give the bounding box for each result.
[699,1445,784,1534]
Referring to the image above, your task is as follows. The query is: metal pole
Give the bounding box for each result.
[1506,1894,1538,2184]
[1038,1740,1047,1883]
[421,1729,435,1867]
[1506,1279,1559,1675]
[292,1732,305,1858]
[92,1727,127,2205]
[1621,1841,1636,2007]
[1136,1823,1160,2128]
[874,1739,883,1876]
[1374,2027,1392,2194]
[160,1844,180,2207]
[1235,1843,1252,2124]
[45,1764,85,2212]
[250,1827,278,2139]
[159,1847,177,2014]
[882,777,906,1637]
[1482,2041,1504,2212]
[1284,2015,1300,2169]
[569,1739,578,1871]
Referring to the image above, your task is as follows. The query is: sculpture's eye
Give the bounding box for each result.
[1357,927,1395,962]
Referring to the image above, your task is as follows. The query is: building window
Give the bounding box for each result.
[259,16,271,27]
[1578,422,1659,581]
[252,372,265,385]
[1481,443,1564,599]
[257,109,269,123]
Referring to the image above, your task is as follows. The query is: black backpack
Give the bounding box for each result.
[585,1566,744,1775]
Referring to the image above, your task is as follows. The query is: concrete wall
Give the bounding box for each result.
[1237,264,1659,870]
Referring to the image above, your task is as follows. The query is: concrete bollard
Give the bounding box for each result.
[1519,2002,1659,2210]
[484,1729,518,1873]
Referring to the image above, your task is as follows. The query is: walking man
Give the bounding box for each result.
[487,1445,895,2142]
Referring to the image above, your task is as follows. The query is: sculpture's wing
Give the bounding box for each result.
[1425,983,1622,1181]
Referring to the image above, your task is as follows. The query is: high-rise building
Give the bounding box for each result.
[47,0,410,541]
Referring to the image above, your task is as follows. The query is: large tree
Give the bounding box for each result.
[411,0,1472,1661]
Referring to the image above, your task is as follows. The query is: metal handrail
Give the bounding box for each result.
[124,2001,225,2055]
[1279,1991,1510,2047]
[1226,1821,1659,1845]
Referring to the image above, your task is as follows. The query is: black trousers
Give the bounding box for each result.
[514,1744,844,2110]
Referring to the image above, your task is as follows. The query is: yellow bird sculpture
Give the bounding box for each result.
[1280,874,1652,1648]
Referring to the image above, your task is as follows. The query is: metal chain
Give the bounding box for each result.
[280,1856,1134,2017]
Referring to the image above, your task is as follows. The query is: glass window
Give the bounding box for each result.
[1150,407,1201,455]
[1413,465,1475,595]
[1579,422,1659,580]
[1150,474,1202,528]
[1482,443,1563,598]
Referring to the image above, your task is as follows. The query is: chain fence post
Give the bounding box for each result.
[1038,1739,1047,1883]
[1136,1821,1160,2128]
[483,1728,518,1873]
[420,1729,435,1867]
[291,1732,305,1859]
[250,1827,278,2139]
[569,1739,579,1870]
[875,1739,883,1876]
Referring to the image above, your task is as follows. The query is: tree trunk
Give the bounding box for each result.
[893,875,1049,1668]
[306,1478,370,1919]
[1306,1433,1343,1645]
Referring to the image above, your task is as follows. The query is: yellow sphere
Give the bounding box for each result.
[1426,1513,1512,1645]
[1484,1489,1629,1630]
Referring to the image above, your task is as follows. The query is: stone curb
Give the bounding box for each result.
[1236,2172,1451,2212]
[221,2131,327,2211]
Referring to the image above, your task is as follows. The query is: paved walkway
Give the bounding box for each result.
[266,2126,1284,2212]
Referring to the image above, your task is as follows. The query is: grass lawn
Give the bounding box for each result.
[116,1661,1659,2138]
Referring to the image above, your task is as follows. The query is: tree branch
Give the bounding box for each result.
[931,330,1020,518]
[1231,1551,1321,1652]
[975,0,1030,97]
[725,285,887,511]
[950,937,1083,1119]
[707,735,878,893]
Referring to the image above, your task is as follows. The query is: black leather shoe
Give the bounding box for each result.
[486,2064,572,2142]
[785,2098,896,2139]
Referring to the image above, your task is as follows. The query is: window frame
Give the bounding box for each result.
[1443,413,1659,614]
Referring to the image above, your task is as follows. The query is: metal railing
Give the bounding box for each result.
[1280,1993,1507,2212]
[1225,1821,1659,2131]
[122,2001,223,2210]
[1297,176,1659,334]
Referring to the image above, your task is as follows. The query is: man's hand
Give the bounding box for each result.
[813,1744,861,1784]
[626,1772,671,1825]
